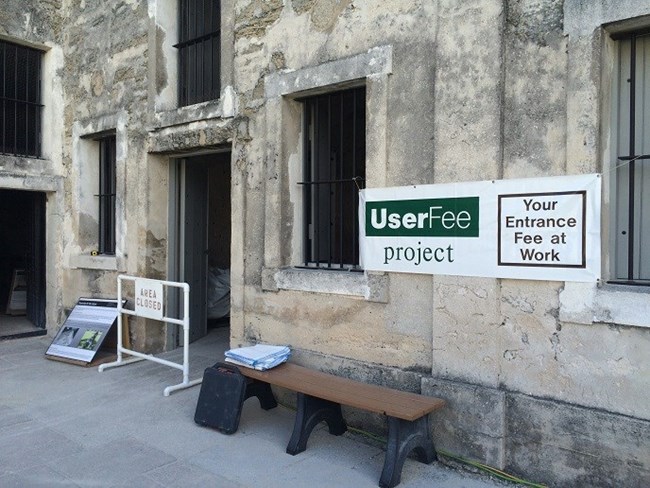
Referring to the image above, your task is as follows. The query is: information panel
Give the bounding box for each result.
[359,174,601,282]
[46,298,122,363]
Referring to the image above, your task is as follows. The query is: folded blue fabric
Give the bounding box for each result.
[225,344,291,370]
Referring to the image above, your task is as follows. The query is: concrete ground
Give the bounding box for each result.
[0,314,45,340]
[0,328,514,488]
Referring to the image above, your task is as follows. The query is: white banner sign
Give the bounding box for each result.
[359,174,601,282]
[135,278,164,320]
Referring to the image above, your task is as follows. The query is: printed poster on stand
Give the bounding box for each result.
[46,298,124,364]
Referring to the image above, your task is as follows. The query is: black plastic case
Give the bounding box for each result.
[194,362,246,434]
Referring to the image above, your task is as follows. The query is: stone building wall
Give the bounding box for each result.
[59,0,168,350]
[0,1,66,328]
[231,1,650,486]
[0,1,648,486]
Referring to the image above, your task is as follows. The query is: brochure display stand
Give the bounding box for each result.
[98,275,201,396]
[45,298,121,366]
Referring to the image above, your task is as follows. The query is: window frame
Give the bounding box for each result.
[610,29,650,285]
[175,0,221,107]
[0,39,43,158]
[299,86,366,270]
[98,135,116,255]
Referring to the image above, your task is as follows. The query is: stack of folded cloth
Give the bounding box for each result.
[224,344,291,371]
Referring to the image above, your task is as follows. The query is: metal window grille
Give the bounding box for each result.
[98,136,116,255]
[175,0,221,107]
[611,31,650,283]
[299,86,366,270]
[0,40,43,158]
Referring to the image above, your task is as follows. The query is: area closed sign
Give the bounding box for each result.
[135,278,164,320]
[359,174,601,282]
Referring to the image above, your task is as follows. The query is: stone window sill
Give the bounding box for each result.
[152,86,237,130]
[262,267,388,303]
[69,254,123,272]
[560,281,650,329]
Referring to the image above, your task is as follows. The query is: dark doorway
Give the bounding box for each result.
[171,152,231,344]
[0,189,46,339]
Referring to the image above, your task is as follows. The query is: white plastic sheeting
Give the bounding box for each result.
[207,267,230,319]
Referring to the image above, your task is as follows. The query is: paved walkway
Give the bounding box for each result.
[0,328,512,487]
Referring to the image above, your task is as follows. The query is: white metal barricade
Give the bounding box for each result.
[98,275,202,396]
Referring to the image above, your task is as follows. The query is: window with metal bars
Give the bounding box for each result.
[300,86,366,270]
[611,30,650,284]
[98,136,116,255]
[175,0,221,107]
[0,40,43,158]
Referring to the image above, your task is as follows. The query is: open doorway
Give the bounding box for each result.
[169,151,231,344]
[0,189,46,339]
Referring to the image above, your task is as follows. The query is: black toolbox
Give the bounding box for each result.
[194,362,247,434]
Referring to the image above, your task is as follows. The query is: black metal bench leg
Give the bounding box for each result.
[286,392,347,455]
[244,379,278,410]
[379,415,437,488]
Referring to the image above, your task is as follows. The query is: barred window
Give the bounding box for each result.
[300,87,366,270]
[176,0,221,107]
[98,136,116,255]
[0,40,42,158]
[611,31,650,283]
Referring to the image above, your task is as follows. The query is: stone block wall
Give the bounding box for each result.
[423,378,650,487]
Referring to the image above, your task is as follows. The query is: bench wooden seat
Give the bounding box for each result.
[236,362,445,488]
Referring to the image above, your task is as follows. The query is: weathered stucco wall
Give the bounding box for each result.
[234,0,441,374]
[0,1,63,44]
[230,1,650,486]
[0,1,66,330]
[57,1,172,351]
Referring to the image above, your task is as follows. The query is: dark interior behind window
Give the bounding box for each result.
[176,0,221,107]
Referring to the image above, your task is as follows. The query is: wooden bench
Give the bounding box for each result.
[235,362,445,488]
